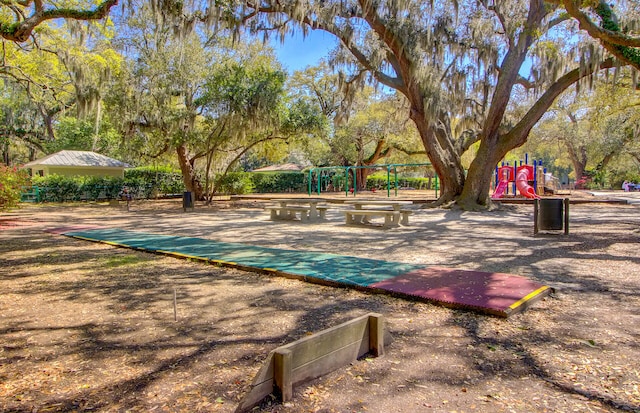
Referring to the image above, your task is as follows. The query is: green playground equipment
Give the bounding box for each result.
[307,163,437,198]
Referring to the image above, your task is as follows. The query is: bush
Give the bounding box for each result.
[366,175,433,190]
[29,169,184,203]
[215,172,255,195]
[251,172,306,193]
[0,165,30,211]
[32,174,82,202]
[124,166,184,195]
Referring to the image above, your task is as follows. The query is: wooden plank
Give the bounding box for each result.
[290,339,366,384]
[234,379,274,412]
[274,349,293,401]
[234,353,275,413]
[279,315,370,368]
[235,313,386,413]
[369,313,385,357]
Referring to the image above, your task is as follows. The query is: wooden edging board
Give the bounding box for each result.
[235,313,389,413]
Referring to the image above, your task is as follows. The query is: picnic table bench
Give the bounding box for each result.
[266,198,329,222]
[341,200,414,227]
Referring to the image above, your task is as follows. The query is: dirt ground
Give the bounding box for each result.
[1,191,639,413]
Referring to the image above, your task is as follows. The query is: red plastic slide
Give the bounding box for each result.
[516,167,540,199]
[491,179,509,199]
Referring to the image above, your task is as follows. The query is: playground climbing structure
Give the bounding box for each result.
[492,157,545,199]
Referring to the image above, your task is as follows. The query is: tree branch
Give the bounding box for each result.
[560,0,640,48]
[221,134,288,177]
[506,58,617,147]
[482,0,548,140]
[0,0,118,42]
[557,0,640,70]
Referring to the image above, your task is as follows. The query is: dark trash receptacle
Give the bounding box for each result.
[538,199,563,230]
[183,191,194,211]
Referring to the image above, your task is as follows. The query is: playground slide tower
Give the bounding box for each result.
[492,162,541,199]
[515,166,540,199]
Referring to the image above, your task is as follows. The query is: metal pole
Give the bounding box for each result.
[345,168,350,197]
[353,168,358,197]
[385,167,391,196]
[394,167,398,197]
[564,198,570,235]
[533,199,539,235]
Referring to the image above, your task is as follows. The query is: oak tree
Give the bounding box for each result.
[226,0,635,208]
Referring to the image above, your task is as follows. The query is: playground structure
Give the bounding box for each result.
[492,156,547,199]
[307,163,438,198]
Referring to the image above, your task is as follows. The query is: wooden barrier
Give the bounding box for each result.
[235,313,389,412]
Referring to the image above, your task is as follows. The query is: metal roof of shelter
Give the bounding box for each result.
[23,150,129,168]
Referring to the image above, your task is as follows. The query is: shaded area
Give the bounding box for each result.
[60,228,550,317]
[1,200,639,413]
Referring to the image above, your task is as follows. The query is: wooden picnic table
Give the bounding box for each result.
[342,200,414,227]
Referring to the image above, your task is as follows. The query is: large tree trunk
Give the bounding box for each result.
[355,168,368,190]
[458,134,510,210]
[410,110,465,204]
[566,142,587,182]
[176,143,204,200]
[355,139,390,190]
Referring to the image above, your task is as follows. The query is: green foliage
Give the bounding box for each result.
[45,117,121,155]
[281,99,329,135]
[211,171,308,194]
[595,2,640,66]
[46,117,96,152]
[31,174,119,202]
[0,165,30,210]
[28,168,185,202]
[199,63,286,122]
[214,172,255,195]
[366,175,434,190]
[251,172,306,193]
[32,174,78,202]
[0,0,117,42]
[609,171,640,190]
[124,166,184,195]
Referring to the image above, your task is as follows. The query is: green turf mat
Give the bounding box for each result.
[64,228,425,287]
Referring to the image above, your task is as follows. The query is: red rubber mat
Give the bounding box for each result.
[370,267,551,317]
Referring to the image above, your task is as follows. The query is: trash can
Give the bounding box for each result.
[538,199,563,230]
[534,198,569,234]
[182,191,194,212]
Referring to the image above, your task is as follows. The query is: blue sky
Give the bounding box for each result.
[271,30,338,73]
